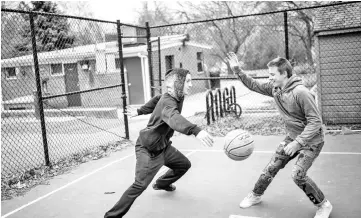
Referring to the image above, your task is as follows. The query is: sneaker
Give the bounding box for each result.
[314,200,333,218]
[152,183,176,192]
[239,192,262,208]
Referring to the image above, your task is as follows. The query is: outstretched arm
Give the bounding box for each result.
[137,94,162,115]
[124,95,162,118]
[161,98,214,147]
[227,52,273,97]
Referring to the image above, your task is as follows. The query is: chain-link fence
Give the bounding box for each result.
[2,2,361,178]
[1,9,136,177]
[147,2,361,129]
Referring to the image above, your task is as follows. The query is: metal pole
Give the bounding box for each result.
[158,36,162,94]
[206,91,211,125]
[30,13,50,166]
[116,20,129,139]
[284,11,289,59]
[217,88,223,117]
[146,22,154,97]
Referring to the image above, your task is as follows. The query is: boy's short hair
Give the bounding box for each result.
[267,57,293,78]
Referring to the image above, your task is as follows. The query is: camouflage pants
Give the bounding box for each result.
[252,136,326,205]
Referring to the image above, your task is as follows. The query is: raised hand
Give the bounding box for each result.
[226,52,244,73]
[196,130,214,147]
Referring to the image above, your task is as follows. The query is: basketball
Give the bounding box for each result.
[224,129,254,161]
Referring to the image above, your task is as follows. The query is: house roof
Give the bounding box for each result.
[1,34,212,68]
[314,2,361,32]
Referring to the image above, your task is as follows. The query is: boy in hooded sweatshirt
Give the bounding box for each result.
[226,53,332,218]
[104,68,214,218]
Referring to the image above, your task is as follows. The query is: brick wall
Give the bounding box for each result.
[151,44,212,95]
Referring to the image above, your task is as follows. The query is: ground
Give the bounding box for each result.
[1,128,361,218]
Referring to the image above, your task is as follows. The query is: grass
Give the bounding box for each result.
[190,112,286,137]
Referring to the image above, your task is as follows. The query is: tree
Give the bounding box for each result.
[57,1,105,45]
[1,1,25,58]
[15,1,75,55]
[175,1,262,71]
[136,2,176,27]
[254,1,330,65]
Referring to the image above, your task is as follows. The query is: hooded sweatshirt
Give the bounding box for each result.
[136,69,202,152]
[234,69,324,147]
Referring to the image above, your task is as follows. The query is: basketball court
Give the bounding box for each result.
[1,134,361,218]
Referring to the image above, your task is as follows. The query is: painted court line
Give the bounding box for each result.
[2,150,198,218]
[179,149,361,155]
[1,154,135,218]
[229,215,261,218]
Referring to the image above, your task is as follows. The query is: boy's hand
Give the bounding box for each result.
[196,130,214,147]
[284,141,301,156]
[226,52,244,73]
[124,106,138,118]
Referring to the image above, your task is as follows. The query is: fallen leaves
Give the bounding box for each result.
[1,139,133,201]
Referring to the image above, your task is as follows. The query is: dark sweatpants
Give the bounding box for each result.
[104,144,191,218]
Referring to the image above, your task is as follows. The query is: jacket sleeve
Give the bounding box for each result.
[233,68,273,97]
[294,88,323,146]
[161,98,202,136]
[137,94,162,115]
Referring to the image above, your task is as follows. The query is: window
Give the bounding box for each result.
[4,67,17,79]
[196,52,203,72]
[165,55,174,71]
[51,64,63,75]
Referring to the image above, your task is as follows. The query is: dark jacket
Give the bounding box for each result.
[136,93,202,151]
[235,69,324,146]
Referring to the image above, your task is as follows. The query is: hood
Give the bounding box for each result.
[276,75,303,94]
[165,68,190,101]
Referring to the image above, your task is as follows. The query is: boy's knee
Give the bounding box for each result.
[133,179,152,191]
[291,166,306,183]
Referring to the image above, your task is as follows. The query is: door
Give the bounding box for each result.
[124,57,145,104]
[64,63,81,107]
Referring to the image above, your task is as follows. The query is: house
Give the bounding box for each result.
[1,31,213,111]
[150,34,213,95]
[314,2,361,124]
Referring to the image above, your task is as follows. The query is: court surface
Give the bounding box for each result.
[2,134,361,218]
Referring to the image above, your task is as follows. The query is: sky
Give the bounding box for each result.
[88,1,145,24]
[2,1,180,24]
[88,1,182,24]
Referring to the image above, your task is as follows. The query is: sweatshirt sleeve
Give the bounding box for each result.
[137,94,162,115]
[294,88,323,146]
[233,67,273,97]
[161,98,202,136]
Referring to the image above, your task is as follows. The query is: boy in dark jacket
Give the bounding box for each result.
[227,53,332,218]
[104,68,214,218]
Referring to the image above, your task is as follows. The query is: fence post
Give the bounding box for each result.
[116,20,130,139]
[284,11,289,60]
[158,36,162,94]
[29,13,50,166]
[146,22,154,98]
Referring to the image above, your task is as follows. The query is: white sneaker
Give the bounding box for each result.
[314,200,333,218]
[239,192,262,208]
